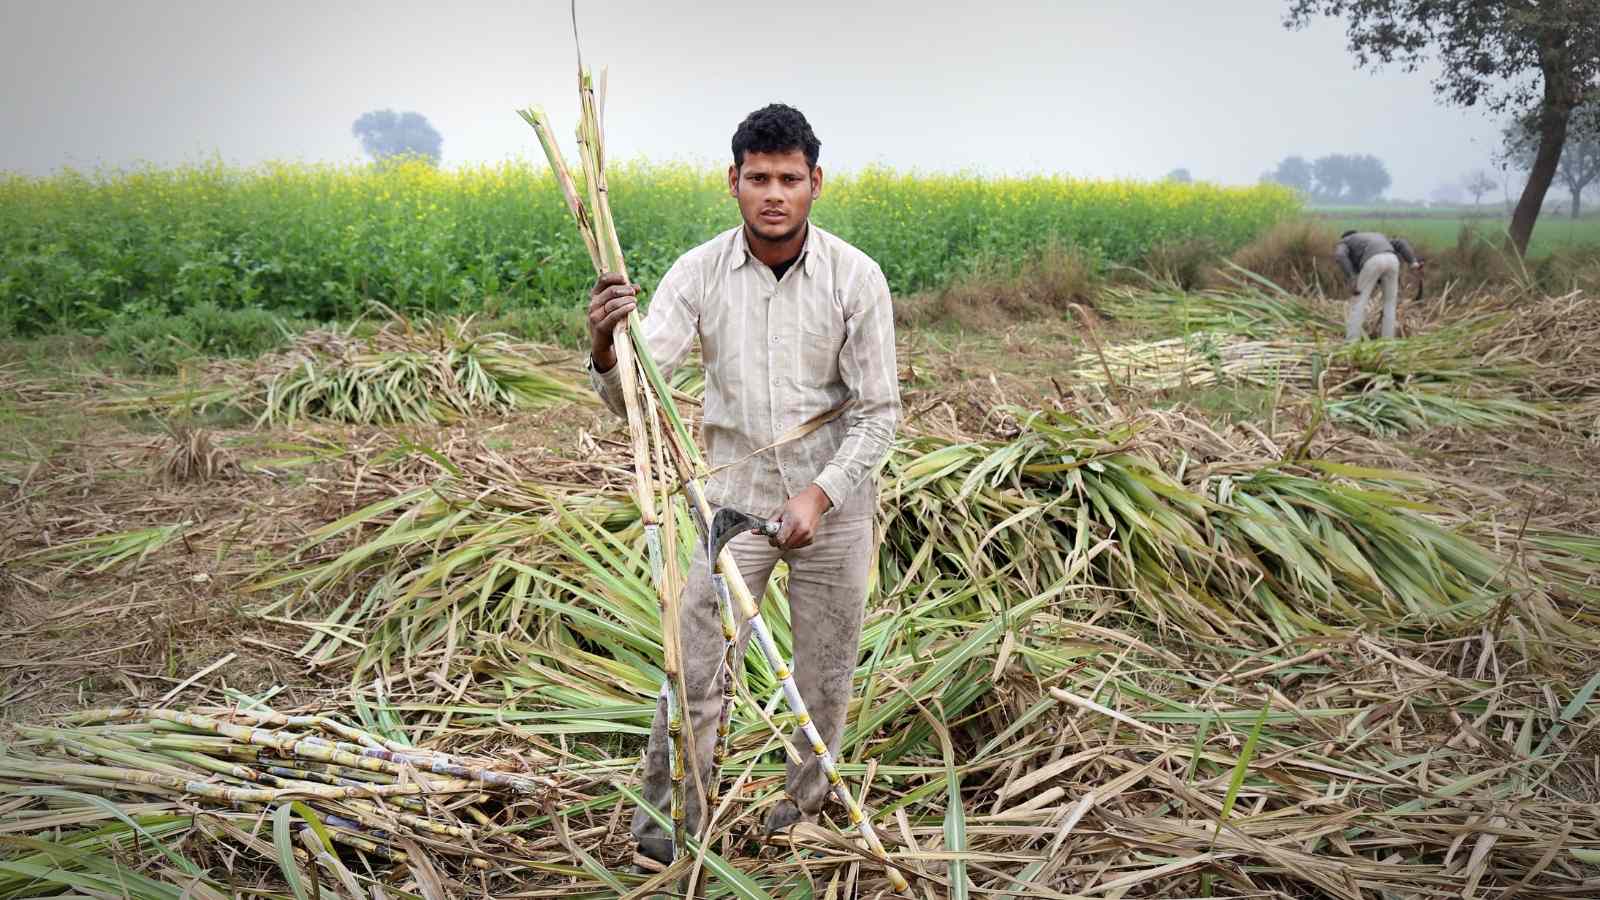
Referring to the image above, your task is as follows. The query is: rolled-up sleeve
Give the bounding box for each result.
[588,260,700,418]
[813,264,900,509]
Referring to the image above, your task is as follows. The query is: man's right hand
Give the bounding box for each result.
[588,272,639,372]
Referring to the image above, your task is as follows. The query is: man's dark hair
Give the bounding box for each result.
[732,104,821,169]
[1340,229,1358,238]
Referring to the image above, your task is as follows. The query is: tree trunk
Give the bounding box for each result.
[1508,55,1573,257]
[1574,187,1583,220]
[1509,109,1569,255]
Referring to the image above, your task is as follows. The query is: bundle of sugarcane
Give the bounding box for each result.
[0,706,572,899]
[1324,379,1555,437]
[95,313,589,425]
[1069,331,1318,391]
[516,56,913,893]
[1097,284,1338,338]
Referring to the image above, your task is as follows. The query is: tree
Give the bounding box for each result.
[1462,170,1498,208]
[1285,1,1600,256]
[1165,167,1193,183]
[1343,154,1392,203]
[1261,155,1313,193]
[1310,155,1349,202]
[351,109,443,165]
[1307,153,1392,203]
[1503,102,1600,218]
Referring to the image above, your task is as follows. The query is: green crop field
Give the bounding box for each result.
[0,159,1300,337]
[1317,210,1600,258]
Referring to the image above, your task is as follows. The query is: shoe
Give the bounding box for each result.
[762,798,806,839]
[632,838,673,873]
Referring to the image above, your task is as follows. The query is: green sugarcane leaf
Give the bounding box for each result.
[1213,703,1270,844]
[289,801,334,855]
[272,803,313,900]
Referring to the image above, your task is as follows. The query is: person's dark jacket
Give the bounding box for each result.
[1334,231,1418,282]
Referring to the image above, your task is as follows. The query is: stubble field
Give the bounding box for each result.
[2,165,1599,899]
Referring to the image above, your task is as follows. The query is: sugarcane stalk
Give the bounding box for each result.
[647,384,694,857]
[517,107,602,271]
[706,569,739,816]
[523,68,693,864]
[135,709,549,793]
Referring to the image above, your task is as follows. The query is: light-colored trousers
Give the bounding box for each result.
[1346,251,1401,342]
[631,506,875,847]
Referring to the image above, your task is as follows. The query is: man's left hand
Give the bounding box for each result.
[767,484,833,550]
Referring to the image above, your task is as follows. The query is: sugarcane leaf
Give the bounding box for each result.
[289,801,334,855]
[1212,703,1270,844]
[1533,669,1600,757]
[271,804,314,900]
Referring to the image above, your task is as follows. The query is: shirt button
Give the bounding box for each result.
[771,336,780,343]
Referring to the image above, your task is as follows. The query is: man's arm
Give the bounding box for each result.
[1332,240,1358,286]
[587,261,699,418]
[1391,238,1419,266]
[812,264,900,512]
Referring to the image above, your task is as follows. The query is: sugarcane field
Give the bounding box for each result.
[5,5,1600,900]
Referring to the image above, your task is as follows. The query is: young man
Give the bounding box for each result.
[1334,229,1423,342]
[585,103,900,867]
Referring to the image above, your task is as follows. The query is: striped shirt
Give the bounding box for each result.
[589,223,900,519]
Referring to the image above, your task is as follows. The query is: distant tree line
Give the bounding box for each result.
[1260,153,1393,204]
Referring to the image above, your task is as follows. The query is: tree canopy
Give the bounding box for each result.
[1461,170,1498,208]
[1284,0,1600,255]
[1262,153,1390,203]
[1503,102,1600,218]
[352,109,444,166]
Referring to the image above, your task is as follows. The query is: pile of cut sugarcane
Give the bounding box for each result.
[517,60,916,895]
[0,706,567,897]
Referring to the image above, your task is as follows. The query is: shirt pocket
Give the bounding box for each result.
[797,318,844,389]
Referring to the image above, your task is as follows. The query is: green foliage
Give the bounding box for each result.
[0,160,1301,337]
[102,302,306,372]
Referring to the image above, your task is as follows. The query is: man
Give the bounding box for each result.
[585,103,900,869]
[1334,229,1423,342]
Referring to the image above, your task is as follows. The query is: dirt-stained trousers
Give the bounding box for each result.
[1346,251,1401,341]
[631,505,875,848]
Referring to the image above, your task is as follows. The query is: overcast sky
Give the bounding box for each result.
[2,0,1511,197]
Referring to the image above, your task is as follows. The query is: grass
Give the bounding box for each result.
[100,302,310,373]
[1320,211,1600,258]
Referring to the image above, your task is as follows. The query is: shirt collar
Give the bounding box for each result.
[730,221,819,276]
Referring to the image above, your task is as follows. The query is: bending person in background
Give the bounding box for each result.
[1334,229,1422,342]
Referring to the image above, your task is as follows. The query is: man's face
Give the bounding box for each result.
[729,149,822,244]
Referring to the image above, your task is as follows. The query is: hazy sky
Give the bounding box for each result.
[2,0,1510,197]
